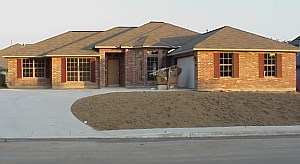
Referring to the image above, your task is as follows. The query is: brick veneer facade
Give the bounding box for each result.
[6,49,297,91]
[6,48,169,89]
[99,48,168,88]
[195,51,296,91]
[125,48,168,87]
[51,57,98,89]
[7,58,51,88]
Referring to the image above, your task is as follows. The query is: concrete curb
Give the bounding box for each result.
[2,126,300,140]
[93,126,300,139]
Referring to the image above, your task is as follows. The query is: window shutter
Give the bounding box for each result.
[214,53,220,78]
[259,54,265,78]
[91,58,96,82]
[276,54,282,78]
[61,58,66,83]
[17,58,22,78]
[46,58,51,78]
[233,54,239,78]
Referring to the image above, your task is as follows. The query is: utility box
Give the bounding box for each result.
[156,71,168,85]
[154,65,182,89]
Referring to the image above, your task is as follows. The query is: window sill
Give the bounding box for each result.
[263,76,279,79]
[220,77,234,79]
[21,77,48,79]
[65,81,92,83]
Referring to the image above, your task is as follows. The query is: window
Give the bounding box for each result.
[22,58,45,78]
[220,53,233,77]
[264,54,276,77]
[79,58,90,81]
[67,58,90,81]
[147,57,158,81]
[34,59,46,77]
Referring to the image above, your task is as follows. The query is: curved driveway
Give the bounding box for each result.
[2,89,300,139]
[0,88,148,138]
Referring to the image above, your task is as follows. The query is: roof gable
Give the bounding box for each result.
[195,26,300,51]
[170,26,300,56]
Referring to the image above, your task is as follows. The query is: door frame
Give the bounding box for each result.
[106,57,120,87]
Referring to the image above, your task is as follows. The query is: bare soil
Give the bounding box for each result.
[71,91,300,130]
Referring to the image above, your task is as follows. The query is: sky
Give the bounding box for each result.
[0,0,299,49]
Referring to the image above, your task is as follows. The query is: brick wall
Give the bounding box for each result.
[99,48,168,88]
[297,67,300,91]
[7,58,51,88]
[51,57,98,89]
[99,49,125,88]
[51,57,61,87]
[125,48,168,87]
[196,51,296,91]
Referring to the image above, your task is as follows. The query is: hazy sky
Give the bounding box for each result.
[0,0,299,49]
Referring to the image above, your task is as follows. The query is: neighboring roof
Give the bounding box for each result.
[290,36,300,47]
[95,21,198,48]
[170,26,300,56]
[0,44,24,70]
[2,31,100,57]
[47,27,133,56]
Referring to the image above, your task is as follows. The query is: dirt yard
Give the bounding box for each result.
[71,91,300,130]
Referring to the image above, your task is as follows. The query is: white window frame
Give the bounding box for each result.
[264,53,277,77]
[220,53,233,77]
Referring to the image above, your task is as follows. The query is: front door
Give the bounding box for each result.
[107,58,120,86]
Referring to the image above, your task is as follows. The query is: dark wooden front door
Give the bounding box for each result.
[107,58,120,86]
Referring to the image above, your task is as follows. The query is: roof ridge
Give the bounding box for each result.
[81,27,134,50]
[222,26,295,46]
[121,23,167,46]
[176,26,225,49]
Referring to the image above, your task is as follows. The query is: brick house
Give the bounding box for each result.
[2,22,197,89]
[168,26,300,91]
[2,22,300,91]
[290,36,300,91]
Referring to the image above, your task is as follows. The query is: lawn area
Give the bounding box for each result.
[71,91,300,130]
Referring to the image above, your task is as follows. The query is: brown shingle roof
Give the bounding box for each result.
[170,26,300,56]
[48,27,133,55]
[0,44,23,69]
[96,21,198,48]
[2,31,99,57]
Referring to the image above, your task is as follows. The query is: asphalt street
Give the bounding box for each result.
[1,135,300,164]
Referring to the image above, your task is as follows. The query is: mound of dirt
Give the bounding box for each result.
[71,91,300,130]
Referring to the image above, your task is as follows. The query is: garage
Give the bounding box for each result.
[177,56,195,89]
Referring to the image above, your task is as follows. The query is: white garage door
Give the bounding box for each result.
[177,56,195,89]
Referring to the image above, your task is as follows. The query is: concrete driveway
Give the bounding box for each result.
[0,88,149,138]
[2,88,300,139]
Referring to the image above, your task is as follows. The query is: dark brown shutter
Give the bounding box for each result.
[45,58,51,78]
[276,54,282,78]
[233,53,239,78]
[259,54,265,78]
[90,58,96,82]
[214,53,220,78]
[17,58,22,78]
[61,58,66,83]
